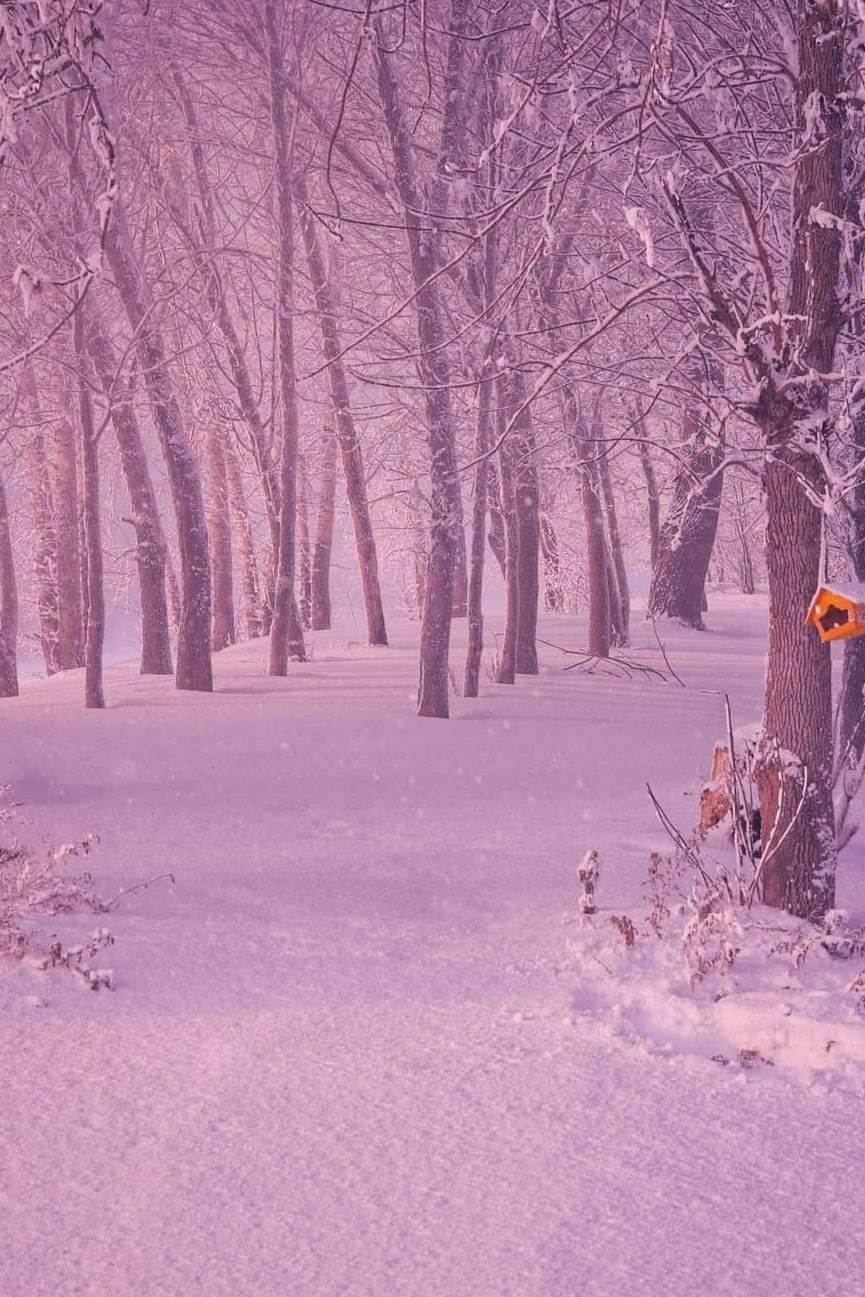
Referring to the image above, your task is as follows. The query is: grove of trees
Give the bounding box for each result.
[1,0,864,921]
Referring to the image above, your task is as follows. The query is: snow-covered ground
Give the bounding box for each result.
[2,595,864,1297]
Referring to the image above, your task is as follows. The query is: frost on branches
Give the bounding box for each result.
[0,790,172,992]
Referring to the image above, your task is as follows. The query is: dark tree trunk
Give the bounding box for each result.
[647,397,723,629]
[452,526,469,619]
[297,454,313,632]
[839,397,865,762]
[760,455,835,917]
[74,305,105,710]
[222,438,264,640]
[464,367,495,698]
[0,467,18,698]
[206,426,236,651]
[375,25,466,716]
[20,369,60,675]
[51,415,85,671]
[311,429,337,632]
[566,393,610,658]
[487,464,507,579]
[105,217,212,692]
[86,309,173,675]
[606,553,627,650]
[598,448,630,646]
[265,0,306,674]
[510,370,540,675]
[296,177,387,646]
[635,411,661,572]
[171,63,281,622]
[496,429,520,685]
[757,0,843,919]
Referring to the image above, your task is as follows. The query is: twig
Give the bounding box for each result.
[648,616,687,687]
[646,782,714,888]
[103,873,176,911]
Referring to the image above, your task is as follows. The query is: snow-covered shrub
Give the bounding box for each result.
[0,789,171,990]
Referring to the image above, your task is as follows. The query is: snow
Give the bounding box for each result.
[2,595,864,1297]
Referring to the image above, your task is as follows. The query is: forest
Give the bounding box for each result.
[2,4,865,1295]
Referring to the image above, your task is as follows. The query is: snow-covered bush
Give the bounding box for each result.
[0,789,171,990]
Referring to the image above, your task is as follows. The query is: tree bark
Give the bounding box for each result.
[297,454,313,632]
[311,428,337,631]
[51,414,85,671]
[171,63,281,618]
[598,447,630,646]
[86,309,173,675]
[296,180,387,644]
[496,427,520,685]
[487,465,507,579]
[223,438,264,640]
[757,0,843,919]
[452,527,469,619]
[375,27,465,716]
[206,425,236,651]
[74,304,105,709]
[105,216,212,691]
[566,392,610,658]
[760,455,835,916]
[732,480,756,596]
[510,369,540,675]
[635,411,661,572]
[265,0,306,674]
[20,367,60,674]
[0,466,18,697]
[464,367,495,698]
[647,395,723,630]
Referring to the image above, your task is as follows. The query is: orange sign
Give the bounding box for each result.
[806,585,865,643]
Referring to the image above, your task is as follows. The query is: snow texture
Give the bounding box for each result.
[1,597,864,1297]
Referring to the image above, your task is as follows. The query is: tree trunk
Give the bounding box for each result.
[464,368,495,698]
[487,464,507,579]
[511,370,540,675]
[0,467,18,697]
[311,428,337,631]
[598,447,630,645]
[452,526,469,619]
[51,415,85,671]
[74,305,105,710]
[296,182,387,645]
[732,482,756,595]
[206,425,236,651]
[635,411,661,571]
[647,397,723,629]
[105,217,212,691]
[566,393,610,658]
[223,439,264,640]
[86,309,173,675]
[760,455,835,917]
[539,513,563,613]
[297,454,313,632]
[496,431,520,685]
[375,30,465,716]
[839,397,865,761]
[265,0,306,673]
[409,480,428,619]
[171,63,281,621]
[20,368,60,674]
[606,553,627,650]
[758,0,843,919]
